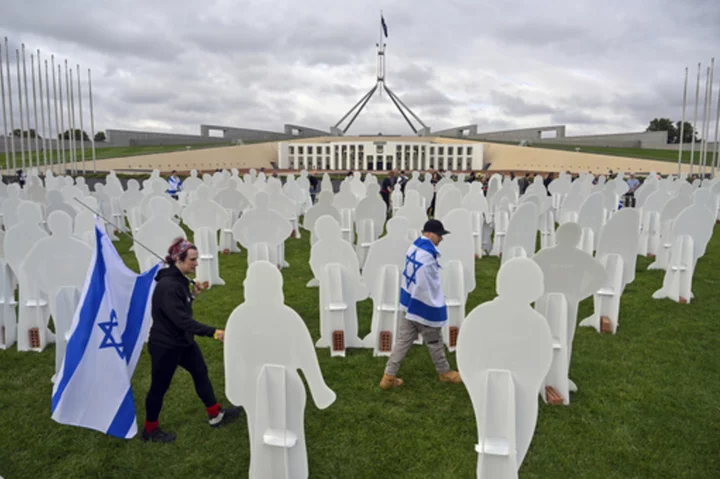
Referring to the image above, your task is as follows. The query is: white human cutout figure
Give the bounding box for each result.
[354,183,387,267]
[75,177,91,197]
[649,193,694,271]
[653,191,715,303]
[46,190,77,224]
[224,261,336,479]
[457,258,553,478]
[0,228,17,349]
[320,173,333,193]
[104,171,124,199]
[232,192,292,269]
[74,196,99,249]
[415,174,434,209]
[2,184,23,231]
[135,198,186,273]
[395,190,427,237]
[332,181,358,244]
[4,202,52,352]
[61,182,85,210]
[214,179,251,254]
[303,191,340,248]
[181,185,229,287]
[140,180,180,221]
[309,215,368,356]
[436,186,463,221]
[27,176,47,205]
[577,192,606,253]
[502,202,538,263]
[532,222,606,397]
[361,217,413,354]
[579,208,640,334]
[463,183,490,257]
[120,179,144,213]
[23,211,92,381]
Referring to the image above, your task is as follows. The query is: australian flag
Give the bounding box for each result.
[381,15,388,37]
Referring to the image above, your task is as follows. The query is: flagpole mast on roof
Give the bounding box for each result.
[331,12,430,137]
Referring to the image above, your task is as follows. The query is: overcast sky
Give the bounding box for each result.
[0,0,718,138]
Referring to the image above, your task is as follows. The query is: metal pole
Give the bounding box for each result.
[4,38,15,171]
[690,62,701,176]
[44,59,53,172]
[76,64,85,174]
[38,50,47,171]
[64,60,73,174]
[0,43,9,175]
[57,62,65,174]
[69,67,77,175]
[16,49,25,171]
[703,59,714,177]
[713,81,720,176]
[699,66,710,177]
[31,53,40,172]
[678,67,688,177]
[22,44,32,171]
[88,68,96,173]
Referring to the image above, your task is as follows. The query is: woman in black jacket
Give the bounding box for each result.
[142,237,240,443]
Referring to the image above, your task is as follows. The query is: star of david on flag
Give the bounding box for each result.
[402,250,423,289]
[51,222,160,439]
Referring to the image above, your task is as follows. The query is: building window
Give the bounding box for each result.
[448,147,453,155]
[298,146,304,154]
[438,147,444,155]
[289,146,294,154]
[467,147,472,155]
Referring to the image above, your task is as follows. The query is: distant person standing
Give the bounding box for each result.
[17,169,26,188]
[167,170,182,200]
[380,219,462,389]
[380,170,396,212]
[626,174,640,194]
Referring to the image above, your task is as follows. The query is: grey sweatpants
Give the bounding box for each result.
[384,313,451,376]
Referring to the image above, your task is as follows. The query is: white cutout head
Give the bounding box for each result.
[196,184,210,201]
[254,191,269,210]
[694,188,711,204]
[556,222,582,247]
[149,196,172,218]
[19,201,43,224]
[317,190,333,205]
[315,215,341,241]
[496,257,544,303]
[127,179,140,191]
[152,181,166,194]
[366,183,380,196]
[47,190,64,205]
[244,261,284,304]
[47,211,73,237]
[386,216,410,238]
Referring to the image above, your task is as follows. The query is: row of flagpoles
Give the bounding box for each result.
[0,36,97,177]
[677,57,720,178]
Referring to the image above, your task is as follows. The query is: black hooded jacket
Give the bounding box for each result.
[149,264,216,349]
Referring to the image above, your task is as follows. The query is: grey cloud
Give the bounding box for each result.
[490,91,557,116]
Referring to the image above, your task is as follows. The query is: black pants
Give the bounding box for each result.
[145,342,217,422]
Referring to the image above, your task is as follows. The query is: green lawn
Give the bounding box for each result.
[518,142,717,166]
[1,221,719,478]
[0,143,233,172]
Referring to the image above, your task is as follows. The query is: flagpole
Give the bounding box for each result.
[44,59,53,173]
[88,68,97,173]
[690,62,701,176]
[38,50,47,171]
[64,60,73,175]
[76,64,85,175]
[713,81,720,177]
[57,62,66,175]
[22,44,32,171]
[4,38,15,172]
[69,67,78,175]
[678,67,688,177]
[0,42,9,176]
[699,66,710,177]
[703,59,714,177]
[16,49,26,171]
[31,53,40,172]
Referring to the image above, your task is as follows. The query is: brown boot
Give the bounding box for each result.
[379,373,404,390]
[439,370,462,384]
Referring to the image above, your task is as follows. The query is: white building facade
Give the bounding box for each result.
[277,138,484,172]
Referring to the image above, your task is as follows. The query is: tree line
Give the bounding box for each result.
[646,118,700,144]
[7,129,106,142]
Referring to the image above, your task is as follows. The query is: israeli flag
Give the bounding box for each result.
[51,223,161,439]
[399,237,448,327]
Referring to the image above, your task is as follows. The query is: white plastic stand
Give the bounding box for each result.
[579,254,624,334]
[653,235,694,303]
[501,202,538,264]
[223,261,336,479]
[539,209,556,250]
[441,260,465,352]
[0,259,17,350]
[490,209,509,257]
[579,227,594,255]
[457,258,553,477]
[535,293,570,405]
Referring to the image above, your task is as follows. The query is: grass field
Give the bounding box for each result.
[1,219,719,478]
[0,143,233,173]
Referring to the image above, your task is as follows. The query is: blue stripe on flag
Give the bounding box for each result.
[413,237,438,259]
[52,226,107,413]
[106,389,136,438]
[400,288,447,323]
[122,264,159,365]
